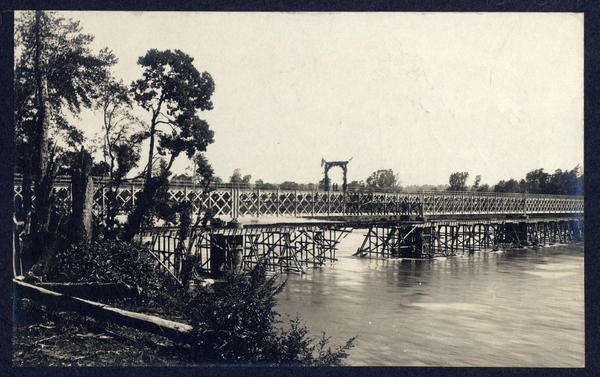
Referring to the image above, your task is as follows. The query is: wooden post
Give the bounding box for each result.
[257,187,261,217]
[294,190,298,216]
[210,233,243,277]
[276,188,280,217]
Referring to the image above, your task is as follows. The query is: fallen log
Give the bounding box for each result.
[36,282,137,300]
[13,279,192,343]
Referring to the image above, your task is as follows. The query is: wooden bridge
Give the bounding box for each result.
[13,176,584,279]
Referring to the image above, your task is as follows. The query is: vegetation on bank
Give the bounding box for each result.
[22,239,355,366]
[13,10,355,366]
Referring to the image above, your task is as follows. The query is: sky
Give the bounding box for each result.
[52,11,583,186]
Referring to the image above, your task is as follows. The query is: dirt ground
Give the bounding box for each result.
[12,298,196,367]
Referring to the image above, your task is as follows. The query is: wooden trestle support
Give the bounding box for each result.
[354,217,583,259]
[145,226,353,279]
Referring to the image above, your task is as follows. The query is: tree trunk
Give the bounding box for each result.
[29,11,52,265]
[145,123,156,185]
[71,148,94,243]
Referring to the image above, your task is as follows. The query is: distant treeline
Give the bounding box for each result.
[171,166,583,195]
[490,166,583,195]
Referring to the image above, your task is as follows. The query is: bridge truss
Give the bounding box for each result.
[13,176,584,219]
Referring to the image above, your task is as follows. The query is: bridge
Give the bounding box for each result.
[14,175,584,219]
[14,175,584,279]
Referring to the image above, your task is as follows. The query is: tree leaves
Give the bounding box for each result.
[185,262,355,365]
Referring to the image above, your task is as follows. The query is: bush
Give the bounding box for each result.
[40,239,183,308]
[185,261,355,365]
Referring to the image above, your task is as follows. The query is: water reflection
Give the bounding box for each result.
[276,231,584,367]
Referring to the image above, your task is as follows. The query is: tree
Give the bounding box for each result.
[229,169,251,185]
[15,10,117,263]
[171,173,194,182]
[447,172,469,191]
[185,262,355,365]
[256,179,277,189]
[94,75,142,237]
[493,178,525,193]
[471,175,481,191]
[365,169,400,191]
[547,166,583,195]
[524,168,550,194]
[230,168,243,184]
[347,180,366,191]
[124,49,215,240]
[280,181,300,190]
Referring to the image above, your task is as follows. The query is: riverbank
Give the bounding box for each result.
[13,298,193,367]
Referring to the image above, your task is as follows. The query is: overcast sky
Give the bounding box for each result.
[54,11,583,186]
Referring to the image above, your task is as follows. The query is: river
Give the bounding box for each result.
[276,231,585,367]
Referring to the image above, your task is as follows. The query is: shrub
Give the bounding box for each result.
[40,239,183,308]
[185,261,355,365]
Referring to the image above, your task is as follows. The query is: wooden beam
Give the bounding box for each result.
[14,279,192,342]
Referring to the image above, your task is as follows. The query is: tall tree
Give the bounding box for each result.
[15,11,116,263]
[124,49,215,240]
[94,76,142,237]
[447,172,469,191]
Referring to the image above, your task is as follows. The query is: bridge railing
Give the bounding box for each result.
[12,175,584,217]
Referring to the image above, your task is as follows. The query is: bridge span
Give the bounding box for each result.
[13,176,584,279]
[14,175,584,219]
[146,214,583,280]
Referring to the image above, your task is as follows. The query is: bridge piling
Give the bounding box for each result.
[355,217,582,260]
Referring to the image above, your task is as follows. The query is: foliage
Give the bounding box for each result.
[471,175,481,190]
[493,178,524,193]
[347,180,366,191]
[229,169,251,185]
[254,179,276,189]
[125,48,216,240]
[366,169,400,191]
[447,171,469,191]
[40,239,183,307]
[15,11,117,150]
[93,76,142,237]
[493,166,583,195]
[132,48,215,177]
[279,181,299,190]
[185,262,355,365]
[15,11,117,266]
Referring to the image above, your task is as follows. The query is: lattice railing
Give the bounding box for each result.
[13,178,584,218]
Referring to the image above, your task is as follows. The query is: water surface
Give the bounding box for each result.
[276,231,584,367]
